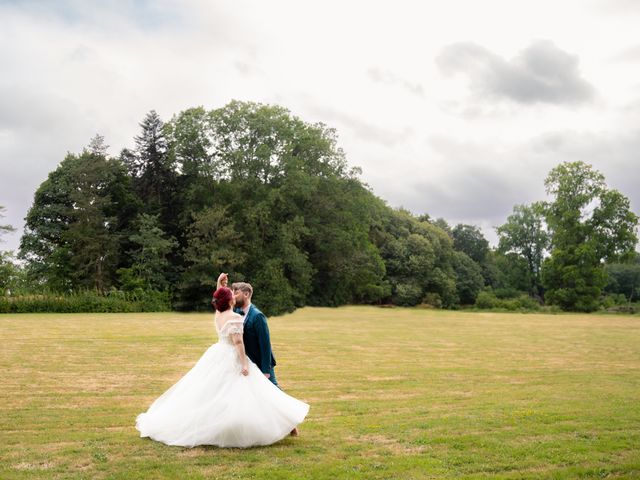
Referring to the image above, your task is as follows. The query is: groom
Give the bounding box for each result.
[216,273,278,386]
[216,273,299,436]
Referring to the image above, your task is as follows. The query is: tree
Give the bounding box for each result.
[0,206,20,295]
[20,146,138,291]
[165,107,215,178]
[451,224,489,264]
[432,218,452,236]
[541,161,638,311]
[451,223,496,287]
[87,134,109,156]
[0,205,15,241]
[64,153,120,292]
[168,100,388,313]
[452,250,484,305]
[178,206,247,310]
[373,209,458,307]
[488,250,531,294]
[117,213,177,292]
[209,100,349,183]
[605,254,640,304]
[496,203,549,297]
[0,252,24,296]
[121,111,177,221]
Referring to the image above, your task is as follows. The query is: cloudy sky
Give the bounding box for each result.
[1,0,640,253]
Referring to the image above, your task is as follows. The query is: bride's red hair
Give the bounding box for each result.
[212,287,233,312]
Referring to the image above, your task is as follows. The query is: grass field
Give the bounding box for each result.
[1,307,639,479]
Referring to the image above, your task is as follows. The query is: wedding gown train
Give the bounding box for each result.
[136,313,309,448]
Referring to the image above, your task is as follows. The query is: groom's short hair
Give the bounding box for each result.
[232,282,253,297]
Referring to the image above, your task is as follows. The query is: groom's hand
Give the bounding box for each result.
[264,373,270,379]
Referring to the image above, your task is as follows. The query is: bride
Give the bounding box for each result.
[136,286,309,448]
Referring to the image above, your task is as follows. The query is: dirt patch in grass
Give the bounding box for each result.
[348,434,428,455]
[12,461,55,470]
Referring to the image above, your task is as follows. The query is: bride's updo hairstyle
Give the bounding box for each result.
[212,287,233,312]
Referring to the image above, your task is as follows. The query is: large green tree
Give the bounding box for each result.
[117,213,177,292]
[452,224,489,264]
[168,101,389,314]
[452,250,485,305]
[20,142,138,291]
[179,206,247,310]
[496,203,549,297]
[372,209,458,307]
[450,223,494,287]
[541,161,638,311]
[121,111,177,225]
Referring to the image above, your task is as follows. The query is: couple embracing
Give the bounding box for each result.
[136,273,309,448]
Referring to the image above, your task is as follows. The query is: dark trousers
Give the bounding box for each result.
[267,367,279,387]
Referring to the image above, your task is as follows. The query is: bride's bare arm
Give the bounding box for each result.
[217,272,228,289]
[231,333,249,376]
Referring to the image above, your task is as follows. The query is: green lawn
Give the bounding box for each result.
[1,307,639,479]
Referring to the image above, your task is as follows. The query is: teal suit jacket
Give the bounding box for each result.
[235,304,276,374]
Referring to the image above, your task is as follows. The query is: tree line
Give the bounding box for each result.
[1,101,638,315]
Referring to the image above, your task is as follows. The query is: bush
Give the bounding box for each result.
[475,291,498,309]
[422,292,443,309]
[600,293,628,309]
[474,290,540,311]
[0,289,171,313]
[393,282,423,306]
[492,287,524,299]
[514,294,541,310]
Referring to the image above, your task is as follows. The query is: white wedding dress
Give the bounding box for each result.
[136,312,309,448]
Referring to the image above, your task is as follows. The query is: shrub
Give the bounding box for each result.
[422,292,443,309]
[514,294,541,310]
[600,293,627,309]
[474,290,540,311]
[0,289,171,313]
[393,282,423,306]
[475,291,498,309]
[492,287,523,299]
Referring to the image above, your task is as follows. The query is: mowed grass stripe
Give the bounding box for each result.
[1,308,639,479]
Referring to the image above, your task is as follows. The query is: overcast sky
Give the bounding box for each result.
[1,0,640,253]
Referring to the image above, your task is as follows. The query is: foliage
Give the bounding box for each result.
[14,105,639,315]
[374,209,458,308]
[605,254,640,304]
[117,213,177,292]
[474,290,541,311]
[0,205,15,240]
[452,250,484,305]
[0,289,170,313]
[0,206,20,296]
[121,111,176,221]
[541,161,638,312]
[178,206,247,310]
[496,202,549,296]
[0,251,24,295]
[482,250,530,293]
[451,223,489,264]
[19,149,139,292]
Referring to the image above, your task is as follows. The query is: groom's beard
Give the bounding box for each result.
[235,297,245,308]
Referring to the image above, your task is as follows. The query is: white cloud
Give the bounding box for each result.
[436,40,595,105]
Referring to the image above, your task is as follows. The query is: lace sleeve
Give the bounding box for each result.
[224,320,244,336]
